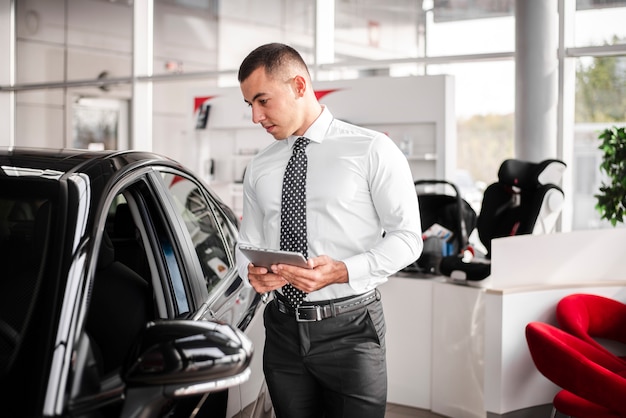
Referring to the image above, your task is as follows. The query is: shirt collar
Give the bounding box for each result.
[287,106,333,146]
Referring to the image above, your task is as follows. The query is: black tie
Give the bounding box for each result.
[280,137,310,307]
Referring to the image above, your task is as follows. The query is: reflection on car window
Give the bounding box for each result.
[159,173,232,293]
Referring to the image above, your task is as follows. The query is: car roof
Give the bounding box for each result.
[0,147,177,178]
[0,148,193,235]
[0,147,238,226]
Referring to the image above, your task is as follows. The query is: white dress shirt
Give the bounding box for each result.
[236,106,423,301]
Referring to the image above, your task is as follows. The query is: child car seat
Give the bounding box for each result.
[403,180,477,275]
[439,158,566,281]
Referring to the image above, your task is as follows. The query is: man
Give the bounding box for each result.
[236,42,422,418]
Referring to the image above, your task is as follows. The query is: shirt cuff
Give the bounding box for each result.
[342,254,375,293]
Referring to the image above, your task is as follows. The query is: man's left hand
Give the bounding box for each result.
[271,255,349,293]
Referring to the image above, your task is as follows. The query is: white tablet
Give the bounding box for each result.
[239,245,310,269]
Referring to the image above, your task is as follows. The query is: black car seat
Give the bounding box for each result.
[86,231,152,375]
[439,158,566,281]
[110,203,149,279]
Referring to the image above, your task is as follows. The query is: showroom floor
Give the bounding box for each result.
[386,403,556,418]
[385,403,447,418]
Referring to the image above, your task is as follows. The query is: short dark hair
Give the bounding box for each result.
[238,43,309,83]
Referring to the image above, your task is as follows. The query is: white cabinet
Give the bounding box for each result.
[379,275,434,409]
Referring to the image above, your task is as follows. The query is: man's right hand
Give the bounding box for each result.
[247,263,288,294]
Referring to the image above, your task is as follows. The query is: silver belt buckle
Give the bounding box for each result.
[296,305,323,322]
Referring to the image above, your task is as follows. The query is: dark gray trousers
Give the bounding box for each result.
[263,293,387,418]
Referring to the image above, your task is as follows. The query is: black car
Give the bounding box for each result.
[0,148,270,417]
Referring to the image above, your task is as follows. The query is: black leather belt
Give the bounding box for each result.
[274,289,379,322]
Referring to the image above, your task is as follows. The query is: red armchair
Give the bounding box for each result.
[525,321,626,417]
[552,389,620,418]
[556,293,626,363]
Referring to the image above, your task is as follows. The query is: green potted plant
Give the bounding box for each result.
[595,126,626,226]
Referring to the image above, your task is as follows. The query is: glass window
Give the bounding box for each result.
[428,61,515,190]
[216,0,315,75]
[431,0,514,22]
[153,0,219,76]
[573,54,626,230]
[334,0,420,62]
[72,98,130,151]
[66,0,133,80]
[103,188,190,317]
[573,1,626,47]
[575,56,626,123]
[16,0,133,83]
[427,1,515,56]
[159,237,189,314]
[14,0,133,149]
[127,181,192,317]
[159,172,234,294]
[572,134,610,230]
[0,173,59,393]
[0,195,53,354]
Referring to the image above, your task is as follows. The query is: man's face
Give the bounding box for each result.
[240,67,302,140]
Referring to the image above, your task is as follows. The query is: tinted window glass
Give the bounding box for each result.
[0,185,55,380]
[130,181,191,317]
[159,236,189,313]
[103,182,192,319]
[159,173,233,293]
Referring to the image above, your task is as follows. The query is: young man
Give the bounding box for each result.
[236,43,422,418]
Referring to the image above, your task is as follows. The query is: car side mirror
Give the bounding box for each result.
[120,319,253,417]
[125,319,252,392]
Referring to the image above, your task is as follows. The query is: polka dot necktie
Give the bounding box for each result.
[280,137,310,308]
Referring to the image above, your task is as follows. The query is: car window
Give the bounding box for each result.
[106,183,192,318]
[0,195,53,375]
[158,172,235,294]
[159,234,189,314]
[86,193,157,379]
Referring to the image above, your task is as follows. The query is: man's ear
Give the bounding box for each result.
[292,75,307,97]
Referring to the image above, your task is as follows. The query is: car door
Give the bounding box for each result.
[65,168,254,418]
[148,168,267,417]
